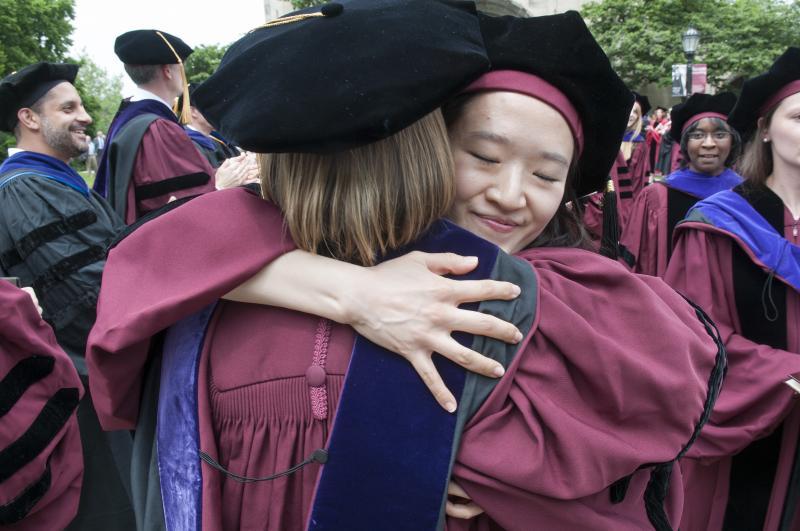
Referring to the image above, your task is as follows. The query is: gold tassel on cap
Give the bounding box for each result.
[156,30,191,125]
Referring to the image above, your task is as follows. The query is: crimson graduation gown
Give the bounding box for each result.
[87,188,724,530]
[665,184,800,531]
[0,281,83,530]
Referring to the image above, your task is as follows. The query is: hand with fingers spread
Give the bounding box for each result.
[446,480,485,519]
[340,251,523,412]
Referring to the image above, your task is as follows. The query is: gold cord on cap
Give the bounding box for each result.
[252,3,342,32]
[260,12,326,29]
[155,31,191,125]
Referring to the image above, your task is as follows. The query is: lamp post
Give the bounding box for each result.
[682,27,700,97]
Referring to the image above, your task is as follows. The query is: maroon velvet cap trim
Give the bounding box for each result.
[461,70,584,154]
[682,112,728,135]
[758,79,800,116]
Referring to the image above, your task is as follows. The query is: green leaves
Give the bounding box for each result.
[290,0,326,9]
[73,53,123,136]
[0,0,74,75]
[0,0,76,161]
[581,0,800,91]
[184,44,228,85]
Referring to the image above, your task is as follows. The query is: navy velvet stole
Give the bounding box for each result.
[664,168,742,199]
[185,128,216,151]
[157,303,217,531]
[307,220,499,531]
[95,99,179,196]
[0,151,90,196]
[685,189,800,292]
[153,220,502,531]
[622,131,645,142]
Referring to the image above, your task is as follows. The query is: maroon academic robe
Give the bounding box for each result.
[125,119,217,224]
[87,188,721,530]
[619,183,671,277]
[665,210,800,531]
[0,282,84,530]
[583,142,651,242]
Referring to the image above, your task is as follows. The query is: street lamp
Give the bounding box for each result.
[682,27,701,96]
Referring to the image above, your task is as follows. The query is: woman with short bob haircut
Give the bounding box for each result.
[665,47,800,531]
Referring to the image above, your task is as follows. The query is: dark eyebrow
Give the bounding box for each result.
[467,129,570,167]
[467,130,510,145]
[539,150,570,167]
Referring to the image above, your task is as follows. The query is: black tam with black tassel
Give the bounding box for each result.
[599,177,620,259]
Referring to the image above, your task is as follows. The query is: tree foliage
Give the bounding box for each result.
[581,0,800,92]
[0,0,76,158]
[290,0,325,9]
[184,44,227,85]
[73,53,123,136]
[0,0,75,75]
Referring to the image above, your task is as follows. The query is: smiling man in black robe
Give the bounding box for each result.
[0,62,134,531]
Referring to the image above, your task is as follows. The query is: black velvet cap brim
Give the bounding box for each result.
[728,47,800,141]
[670,92,737,139]
[114,29,193,65]
[478,12,633,197]
[633,92,651,116]
[0,62,78,132]
[192,0,489,154]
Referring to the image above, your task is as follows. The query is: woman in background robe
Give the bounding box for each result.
[665,47,800,531]
[583,92,652,242]
[620,92,742,277]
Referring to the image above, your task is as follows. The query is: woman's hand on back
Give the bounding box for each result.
[341,251,522,413]
[225,249,522,413]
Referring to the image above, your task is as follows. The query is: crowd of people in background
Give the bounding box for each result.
[0,1,798,530]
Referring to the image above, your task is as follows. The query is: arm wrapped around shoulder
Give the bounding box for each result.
[86,188,296,430]
[451,248,724,529]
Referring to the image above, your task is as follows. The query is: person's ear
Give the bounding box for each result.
[17,107,41,132]
[757,116,769,142]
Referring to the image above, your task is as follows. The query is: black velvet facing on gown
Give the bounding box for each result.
[724,184,789,531]
[0,356,55,417]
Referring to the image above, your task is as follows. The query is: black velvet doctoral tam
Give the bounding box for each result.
[633,91,652,116]
[478,11,634,196]
[114,29,193,65]
[0,62,78,132]
[670,92,738,138]
[192,0,490,154]
[728,47,800,140]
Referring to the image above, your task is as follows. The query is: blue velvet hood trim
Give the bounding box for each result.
[664,168,742,199]
[685,189,800,292]
[0,151,90,196]
[94,99,178,196]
